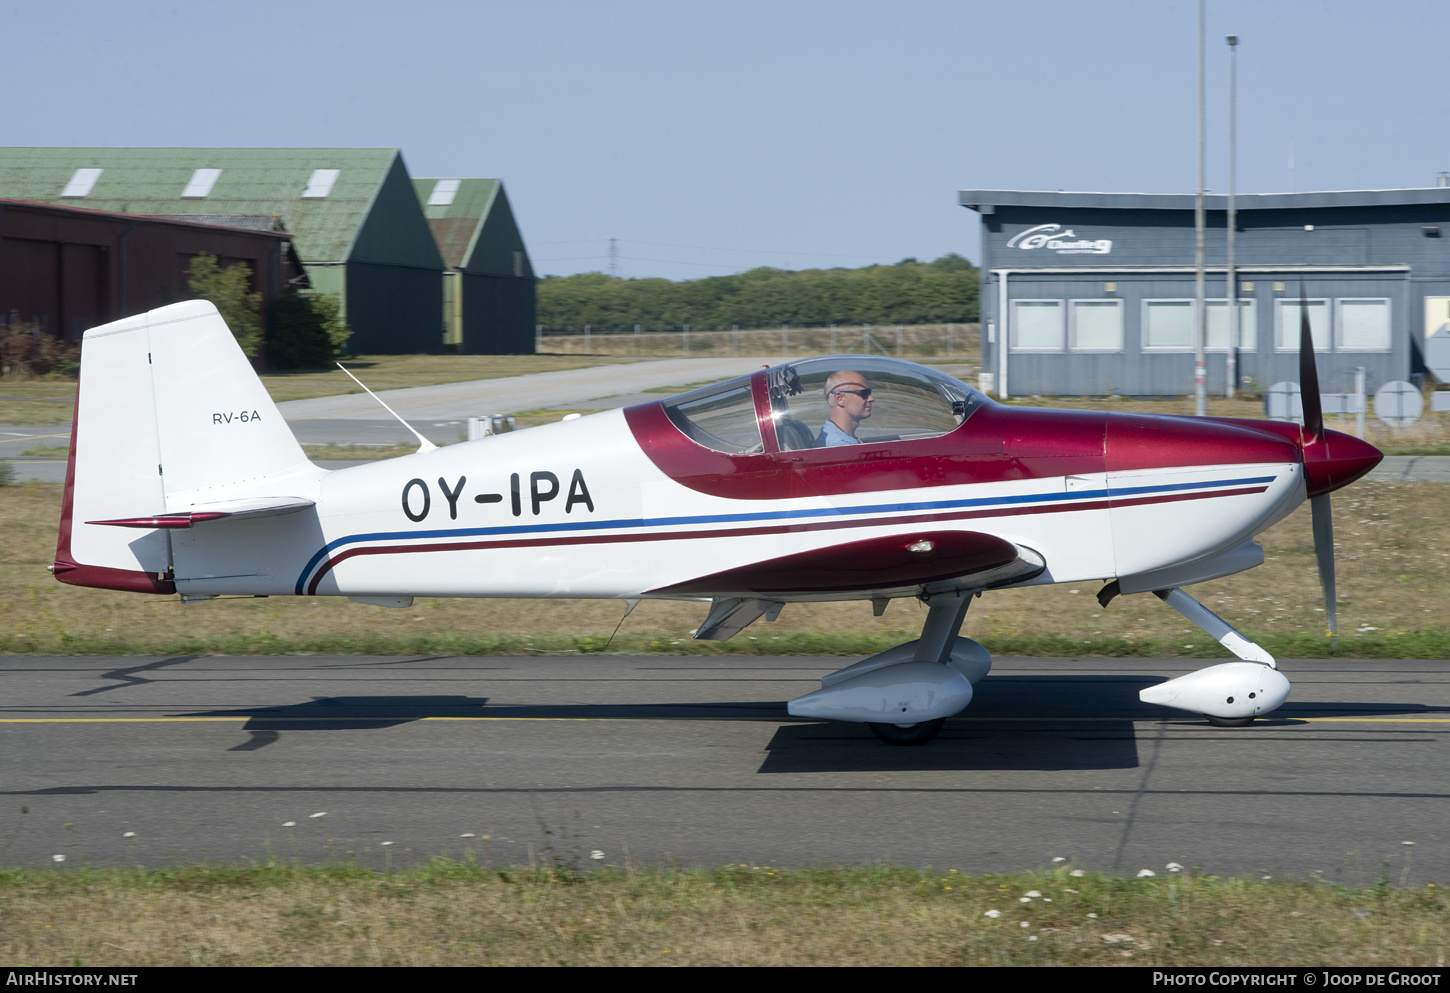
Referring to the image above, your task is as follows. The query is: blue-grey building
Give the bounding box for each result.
[960,188,1450,398]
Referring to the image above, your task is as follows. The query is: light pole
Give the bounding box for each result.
[1193,0,1207,416]
[1226,34,1239,399]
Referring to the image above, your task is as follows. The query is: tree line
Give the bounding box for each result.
[536,254,980,331]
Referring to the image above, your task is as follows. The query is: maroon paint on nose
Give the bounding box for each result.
[1301,429,1383,497]
[1105,413,1301,472]
[1189,416,1382,497]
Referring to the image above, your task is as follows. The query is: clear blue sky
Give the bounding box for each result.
[4,1,1445,280]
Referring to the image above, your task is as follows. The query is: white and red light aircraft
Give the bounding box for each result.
[53,300,1382,744]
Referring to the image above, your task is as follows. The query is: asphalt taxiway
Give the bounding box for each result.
[1,654,1445,882]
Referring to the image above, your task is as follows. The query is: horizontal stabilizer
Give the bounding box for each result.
[88,496,315,530]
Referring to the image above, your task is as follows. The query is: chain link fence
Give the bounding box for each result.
[536,322,980,360]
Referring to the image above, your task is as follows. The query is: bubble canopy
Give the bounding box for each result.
[660,355,988,455]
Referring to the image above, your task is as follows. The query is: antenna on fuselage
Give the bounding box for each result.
[335,363,438,454]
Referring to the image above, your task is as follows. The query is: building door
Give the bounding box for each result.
[1425,297,1450,344]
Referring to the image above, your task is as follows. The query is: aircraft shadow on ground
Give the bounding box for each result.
[181,695,795,750]
[172,674,1447,762]
[176,675,1167,769]
[758,675,1161,773]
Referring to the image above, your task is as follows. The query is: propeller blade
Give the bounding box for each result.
[1298,280,1324,442]
[1310,493,1337,652]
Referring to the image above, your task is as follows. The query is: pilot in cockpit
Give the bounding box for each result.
[816,370,874,447]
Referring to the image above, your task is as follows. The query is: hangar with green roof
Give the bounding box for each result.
[0,147,452,353]
[413,177,535,354]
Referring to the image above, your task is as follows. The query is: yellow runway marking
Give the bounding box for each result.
[0,716,638,724]
[1,715,1447,725]
[951,716,1450,724]
[4,431,70,442]
[1296,717,1450,723]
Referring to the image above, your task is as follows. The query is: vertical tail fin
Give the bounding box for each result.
[54,300,315,592]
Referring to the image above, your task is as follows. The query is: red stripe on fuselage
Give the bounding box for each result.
[302,483,1271,595]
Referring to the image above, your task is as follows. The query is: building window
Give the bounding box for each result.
[1205,300,1255,350]
[1010,300,1063,351]
[427,179,461,206]
[181,168,222,198]
[60,168,102,198]
[1144,299,1254,351]
[1142,300,1192,349]
[1069,299,1122,351]
[1336,298,1391,351]
[302,169,341,198]
[1275,299,1330,351]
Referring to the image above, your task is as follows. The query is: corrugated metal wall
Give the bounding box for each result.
[346,261,444,354]
[0,200,293,341]
[462,273,535,354]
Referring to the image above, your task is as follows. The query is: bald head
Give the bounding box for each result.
[823,369,873,440]
[825,370,867,396]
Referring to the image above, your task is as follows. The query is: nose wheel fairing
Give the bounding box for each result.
[1140,661,1291,723]
[1136,586,1290,724]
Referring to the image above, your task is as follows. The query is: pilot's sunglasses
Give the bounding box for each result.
[831,387,872,399]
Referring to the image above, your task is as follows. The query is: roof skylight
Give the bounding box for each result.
[60,168,103,197]
[301,168,340,198]
[181,168,222,198]
[427,179,461,206]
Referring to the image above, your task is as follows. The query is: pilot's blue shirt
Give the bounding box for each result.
[816,421,861,447]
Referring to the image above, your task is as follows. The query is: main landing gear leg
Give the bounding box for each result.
[788,592,985,746]
[867,593,972,746]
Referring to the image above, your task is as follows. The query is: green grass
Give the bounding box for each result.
[1,862,1444,966]
[1388,444,1450,456]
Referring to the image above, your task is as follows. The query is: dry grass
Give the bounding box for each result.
[0,380,75,425]
[257,354,637,404]
[0,863,1444,966]
[2,479,1447,658]
[302,444,426,461]
[0,355,635,424]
